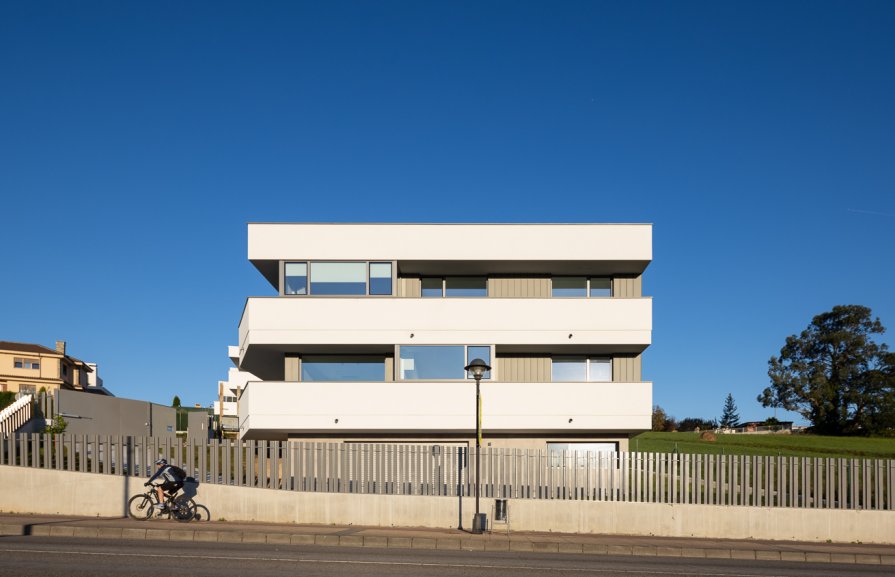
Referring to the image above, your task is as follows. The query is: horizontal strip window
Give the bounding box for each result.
[421,277,487,298]
[13,358,40,370]
[284,261,394,296]
[399,345,492,380]
[301,355,386,382]
[552,277,612,298]
[551,357,612,382]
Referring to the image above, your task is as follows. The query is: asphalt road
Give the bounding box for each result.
[0,537,890,577]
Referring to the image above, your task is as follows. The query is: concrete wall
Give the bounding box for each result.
[187,411,211,441]
[239,380,652,437]
[2,465,893,545]
[56,389,176,437]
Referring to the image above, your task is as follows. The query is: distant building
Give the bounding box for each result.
[213,347,258,437]
[0,340,106,396]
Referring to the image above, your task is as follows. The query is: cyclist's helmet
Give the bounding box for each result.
[155,458,168,466]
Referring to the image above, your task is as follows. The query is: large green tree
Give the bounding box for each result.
[758,305,895,435]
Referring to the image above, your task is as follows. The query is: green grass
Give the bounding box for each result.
[630,432,895,459]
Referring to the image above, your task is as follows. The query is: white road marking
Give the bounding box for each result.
[0,546,797,577]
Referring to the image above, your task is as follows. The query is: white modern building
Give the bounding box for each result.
[213,347,258,435]
[236,223,652,452]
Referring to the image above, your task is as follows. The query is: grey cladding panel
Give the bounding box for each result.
[488,277,549,298]
[497,355,550,382]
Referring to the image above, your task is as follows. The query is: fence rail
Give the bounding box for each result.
[0,395,32,436]
[1,434,893,511]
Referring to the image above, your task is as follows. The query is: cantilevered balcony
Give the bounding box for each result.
[238,380,652,440]
[238,296,651,375]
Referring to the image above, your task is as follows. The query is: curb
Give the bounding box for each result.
[1,522,893,566]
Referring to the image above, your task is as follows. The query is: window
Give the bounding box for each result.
[399,345,492,380]
[285,262,308,295]
[369,263,393,295]
[466,346,492,379]
[590,277,612,297]
[421,277,443,297]
[14,358,39,370]
[445,277,487,297]
[421,277,487,297]
[551,357,612,382]
[548,442,618,467]
[552,277,586,297]
[285,261,394,296]
[301,356,386,382]
[310,262,367,295]
[552,277,613,297]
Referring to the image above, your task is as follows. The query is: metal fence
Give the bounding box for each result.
[2,434,893,511]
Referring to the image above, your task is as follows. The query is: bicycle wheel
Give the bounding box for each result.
[127,494,153,520]
[191,503,211,522]
[168,499,195,523]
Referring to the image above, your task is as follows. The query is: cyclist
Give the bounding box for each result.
[145,458,186,511]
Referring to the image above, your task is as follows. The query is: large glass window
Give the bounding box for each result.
[400,346,465,380]
[369,262,393,295]
[421,277,443,297]
[301,356,385,381]
[399,345,493,380]
[284,262,308,295]
[590,277,612,297]
[551,357,587,381]
[445,277,487,297]
[310,262,367,295]
[552,277,586,297]
[552,357,612,382]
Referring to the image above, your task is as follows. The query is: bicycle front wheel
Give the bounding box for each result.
[127,494,153,520]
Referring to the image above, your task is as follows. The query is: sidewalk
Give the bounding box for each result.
[1,513,893,566]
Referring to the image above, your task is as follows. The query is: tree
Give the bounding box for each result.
[719,393,739,428]
[758,305,895,435]
[678,417,716,432]
[651,405,679,432]
[44,415,67,435]
[172,395,181,408]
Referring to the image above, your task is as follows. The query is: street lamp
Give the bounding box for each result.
[465,357,491,534]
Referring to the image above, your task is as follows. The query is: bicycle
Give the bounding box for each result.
[127,485,196,522]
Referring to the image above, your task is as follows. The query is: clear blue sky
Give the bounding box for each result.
[2,2,893,424]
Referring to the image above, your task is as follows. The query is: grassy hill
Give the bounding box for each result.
[630,432,895,459]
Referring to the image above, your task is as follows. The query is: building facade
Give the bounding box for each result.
[236,223,652,452]
[0,340,96,395]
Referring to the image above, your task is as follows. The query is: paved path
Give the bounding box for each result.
[1,513,893,566]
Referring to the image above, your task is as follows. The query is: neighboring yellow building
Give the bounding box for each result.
[0,340,92,395]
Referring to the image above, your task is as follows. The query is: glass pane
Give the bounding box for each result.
[588,358,612,382]
[552,357,587,381]
[284,262,308,295]
[311,262,367,295]
[466,346,492,379]
[590,277,612,297]
[369,263,392,295]
[445,277,487,297]
[399,346,465,380]
[301,356,385,381]
[421,277,443,297]
[552,277,586,297]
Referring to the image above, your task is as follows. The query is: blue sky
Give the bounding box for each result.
[1,1,893,424]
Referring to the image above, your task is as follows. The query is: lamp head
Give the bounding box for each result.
[464,358,491,380]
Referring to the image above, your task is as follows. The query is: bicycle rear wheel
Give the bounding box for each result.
[127,494,153,520]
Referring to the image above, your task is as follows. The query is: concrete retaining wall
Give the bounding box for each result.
[2,465,893,544]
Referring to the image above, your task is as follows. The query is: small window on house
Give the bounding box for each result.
[310,262,367,295]
[14,358,40,370]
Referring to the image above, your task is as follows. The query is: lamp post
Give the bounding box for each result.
[464,357,491,534]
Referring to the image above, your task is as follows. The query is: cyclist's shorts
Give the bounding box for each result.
[160,481,183,494]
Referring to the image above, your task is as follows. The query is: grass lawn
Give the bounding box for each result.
[630,432,895,459]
